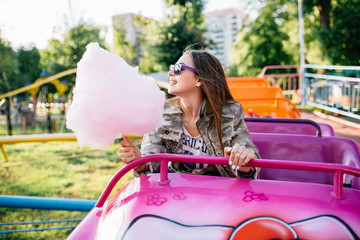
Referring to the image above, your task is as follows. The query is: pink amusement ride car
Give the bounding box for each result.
[68,123,360,240]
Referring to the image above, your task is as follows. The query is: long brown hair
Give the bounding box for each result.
[184,46,234,152]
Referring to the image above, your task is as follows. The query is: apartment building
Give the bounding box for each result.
[112,8,248,68]
[205,8,249,68]
[112,13,145,45]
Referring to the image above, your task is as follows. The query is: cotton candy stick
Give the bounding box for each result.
[66,42,165,149]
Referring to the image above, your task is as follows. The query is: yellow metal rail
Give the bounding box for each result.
[0,133,140,164]
[0,69,77,99]
[0,133,77,164]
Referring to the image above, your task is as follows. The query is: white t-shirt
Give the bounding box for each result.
[181,125,208,172]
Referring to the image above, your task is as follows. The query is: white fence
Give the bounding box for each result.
[303,64,360,120]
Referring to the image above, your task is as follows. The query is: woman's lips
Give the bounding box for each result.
[169,79,177,85]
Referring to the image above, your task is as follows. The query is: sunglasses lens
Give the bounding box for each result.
[174,64,181,75]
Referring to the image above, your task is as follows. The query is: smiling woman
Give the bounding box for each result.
[119,46,260,179]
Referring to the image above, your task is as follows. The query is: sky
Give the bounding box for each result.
[0,0,243,49]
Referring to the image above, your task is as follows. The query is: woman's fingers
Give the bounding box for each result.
[119,152,134,159]
[120,136,131,147]
[119,148,135,164]
[119,137,135,164]
[232,145,246,169]
[228,144,240,165]
[121,156,135,164]
[226,144,255,171]
[224,147,232,157]
[119,147,134,156]
[242,149,255,164]
[119,136,141,164]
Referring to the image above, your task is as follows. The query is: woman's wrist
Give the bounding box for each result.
[134,163,146,172]
[237,167,256,178]
[239,166,251,173]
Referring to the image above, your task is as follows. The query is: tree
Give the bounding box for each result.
[154,0,209,69]
[303,0,331,29]
[17,46,42,84]
[135,16,165,73]
[113,15,138,67]
[112,14,165,73]
[322,0,360,65]
[303,0,360,65]
[0,33,18,93]
[0,31,43,97]
[41,23,107,78]
[231,0,294,76]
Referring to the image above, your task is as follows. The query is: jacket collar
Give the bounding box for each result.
[222,100,239,119]
[164,97,182,115]
[164,96,209,117]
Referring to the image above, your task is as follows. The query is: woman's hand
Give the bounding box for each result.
[224,144,255,173]
[119,136,143,171]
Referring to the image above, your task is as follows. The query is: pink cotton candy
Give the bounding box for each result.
[66,42,166,149]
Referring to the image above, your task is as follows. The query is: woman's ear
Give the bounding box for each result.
[196,80,202,87]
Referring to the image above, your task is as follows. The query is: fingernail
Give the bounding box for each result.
[229,161,232,165]
[237,166,240,170]
[232,165,236,170]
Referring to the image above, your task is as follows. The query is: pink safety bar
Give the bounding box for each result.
[95,154,360,208]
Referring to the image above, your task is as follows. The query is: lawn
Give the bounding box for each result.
[0,118,138,239]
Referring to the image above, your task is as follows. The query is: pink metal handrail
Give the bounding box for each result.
[260,65,301,93]
[95,154,360,208]
[260,65,300,78]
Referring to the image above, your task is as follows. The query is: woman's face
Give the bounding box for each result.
[168,53,201,97]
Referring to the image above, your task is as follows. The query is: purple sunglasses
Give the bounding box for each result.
[169,63,197,76]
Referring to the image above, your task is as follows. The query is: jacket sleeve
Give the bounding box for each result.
[132,129,165,177]
[229,102,261,179]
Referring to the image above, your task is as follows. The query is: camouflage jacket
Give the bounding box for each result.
[136,96,260,178]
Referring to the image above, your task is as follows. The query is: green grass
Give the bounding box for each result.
[0,131,137,239]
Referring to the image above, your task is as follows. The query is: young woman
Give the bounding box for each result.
[119,47,260,178]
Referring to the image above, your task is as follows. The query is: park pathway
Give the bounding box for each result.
[300,109,360,147]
